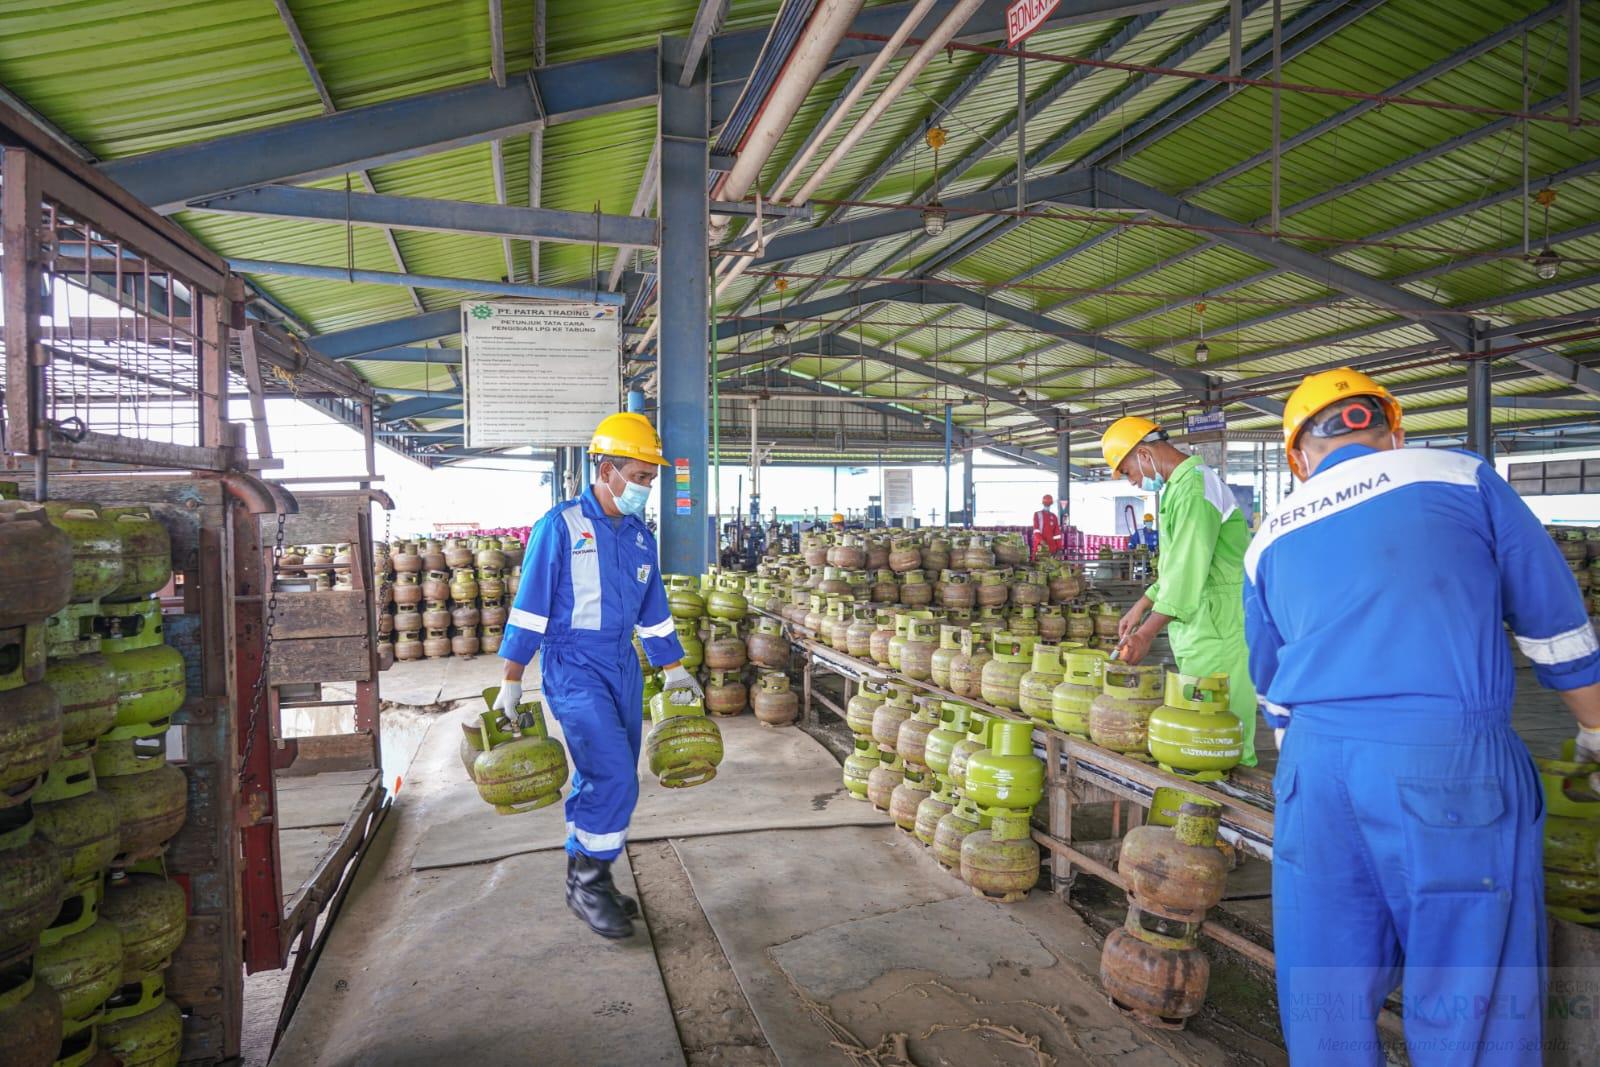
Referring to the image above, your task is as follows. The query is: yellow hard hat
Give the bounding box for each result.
[831,513,845,524]
[1282,368,1402,461]
[1101,416,1162,473]
[588,412,667,466]
[1143,513,1154,522]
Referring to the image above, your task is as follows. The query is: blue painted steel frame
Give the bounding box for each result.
[658,37,712,574]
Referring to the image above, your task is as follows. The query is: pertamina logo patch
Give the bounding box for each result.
[572,531,597,555]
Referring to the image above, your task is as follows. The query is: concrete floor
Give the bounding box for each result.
[251,654,1597,1067]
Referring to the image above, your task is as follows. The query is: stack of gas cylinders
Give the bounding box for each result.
[1,500,189,1067]
[1537,742,1600,927]
[1100,794,1229,1030]
[375,535,523,667]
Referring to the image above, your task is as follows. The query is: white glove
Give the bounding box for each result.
[1274,727,1286,751]
[1575,725,1600,765]
[493,680,523,720]
[662,665,704,702]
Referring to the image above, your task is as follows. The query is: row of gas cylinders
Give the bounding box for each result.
[460,683,730,814]
[845,690,1046,903]
[1538,742,1600,927]
[376,537,525,667]
[754,559,1085,612]
[799,530,1036,573]
[1,500,189,1066]
[1100,794,1230,1030]
[642,617,797,725]
[796,589,1143,661]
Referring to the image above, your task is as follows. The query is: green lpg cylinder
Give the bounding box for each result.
[1543,816,1600,923]
[922,703,972,781]
[932,797,989,871]
[929,625,964,690]
[895,698,941,771]
[666,576,706,620]
[844,680,885,740]
[36,916,122,1036]
[1147,673,1244,782]
[33,751,119,888]
[472,690,569,814]
[889,765,932,834]
[870,684,915,754]
[963,720,1045,815]
[1018,644,1065,726]
[842,737,879,800]
[0,680,63,800]
[946,713,994,792]
[43,503,124,605]
[707,577,749,621]
[44,653,119,750]
[642,671,663,719]
[674,620,704,672]
[98,602,184,740]
[646,689,723,788]
[44,602,104,660]
[959,721,1046,903]
[1051,649,1108,737]
[866,751,906,812]
[459,720,484,781]
[92,737,187,862]
[100,508,172,603]
[98,994,182,1067]
[100,871,187,981]
[913,775,958,846]
[0,502,74,629]
[0,973,63,1067]
[0,813,64,958]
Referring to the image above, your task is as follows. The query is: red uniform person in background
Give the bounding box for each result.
[1032,495,1063,558]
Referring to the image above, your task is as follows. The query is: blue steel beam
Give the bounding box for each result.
[190,185,658,247]
[378,396,463,420]
[227,258,626,304]
[340,346,461,364]
[658,37,712,573]
[310,309,460,360]
[104,0,1174,213]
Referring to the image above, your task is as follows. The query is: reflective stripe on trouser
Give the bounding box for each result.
[1273,710,1545,1066]
[1166,585,1258,766]
[540,638,644,861]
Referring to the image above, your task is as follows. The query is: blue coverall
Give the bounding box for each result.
[1127,526,1159,552]
[1244,443,1600,1064]
[500,488,685,860]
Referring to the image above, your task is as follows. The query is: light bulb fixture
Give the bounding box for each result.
[922,202,948,237]
[773,321,791,344]
[1530,186,1560,281]
[1193,300,1209,364]
[774,276,789,293]
[1194,340,1211,363]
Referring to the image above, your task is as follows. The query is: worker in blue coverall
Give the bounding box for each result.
[496,412,701,939]
[1244,368,1600,1064]
[1127,512,1159,553]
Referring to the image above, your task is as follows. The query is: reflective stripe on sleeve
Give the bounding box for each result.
[572,826,626,852]
[1514,621,1599,665]
[636,617,676,639]
[508,608,548,633]
[1260,699,1292,728]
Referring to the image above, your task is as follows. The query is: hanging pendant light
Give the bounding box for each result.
[773,321,791,344]
[1529,187,1562,281]
[922,126,949,238]
[1193,301,1210,363]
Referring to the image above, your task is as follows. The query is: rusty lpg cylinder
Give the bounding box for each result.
[43,503,124,605]
[889,765,931,833]
[888,536,922,574]
[845,680,884,739]
[1090,663,1164,756]
[704,621,748,671]
[1118,799,1228,925]
[36,914,122,1035]
[1065,605,1093,642]
[703,670,748,717]
[1049,566,1083,604]
[900,618,937,681]
[898,569,933,608]
[421,605,451,631]
[450,628,480,658]
[92,737,186,861]
[929,625,963,689]
[913,775,957,846]
[895,697,941,771]
[1018,643,1064,726]
[933,797,988,870]
[1100,923,1210,1030]
[947,630,991,700]
[979,633,1036,710]
[845,607,877,660]
[938,570,974,611]
[747,618,788,670]
[33,751,118,886]
[871,684,916,753]
[1037,604,1067,642]
[0,503,74,628]
[422,628,451,659]
[1,681,63,802]
[101,508,172,603]
[868,612,896,666]
[421,570,450,604]
[866,751,906,812]
[0,973,63,1067]
[751,672,799,728]
[0,812,64,957]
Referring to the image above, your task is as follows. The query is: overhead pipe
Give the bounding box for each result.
[637,0,866,353]
[716,0,985,303]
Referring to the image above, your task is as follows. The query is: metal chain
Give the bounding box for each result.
[240,512,285,783]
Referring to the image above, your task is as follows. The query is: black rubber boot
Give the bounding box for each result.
[596,865,640,919]
[566,853,634,939]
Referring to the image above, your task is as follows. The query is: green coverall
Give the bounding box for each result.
[1145,455,1258,766]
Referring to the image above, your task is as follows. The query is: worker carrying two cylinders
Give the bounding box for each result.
[1100,416,1257,766]
[1032,494,1062,559]
[1244,369,1600,1063]
[495,413,702,940]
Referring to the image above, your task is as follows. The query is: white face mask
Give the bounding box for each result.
[603,467,651,516]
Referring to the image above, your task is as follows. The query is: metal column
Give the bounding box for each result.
[1466,320,1494,460]
[1056,429,1070,528]
[657,36,711,574]
[962,450,975,528]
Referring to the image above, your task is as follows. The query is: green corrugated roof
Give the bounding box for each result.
[1,0,1596,460]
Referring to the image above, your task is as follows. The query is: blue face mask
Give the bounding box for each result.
[606,471,652,516]
[1136,453,1165,494]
